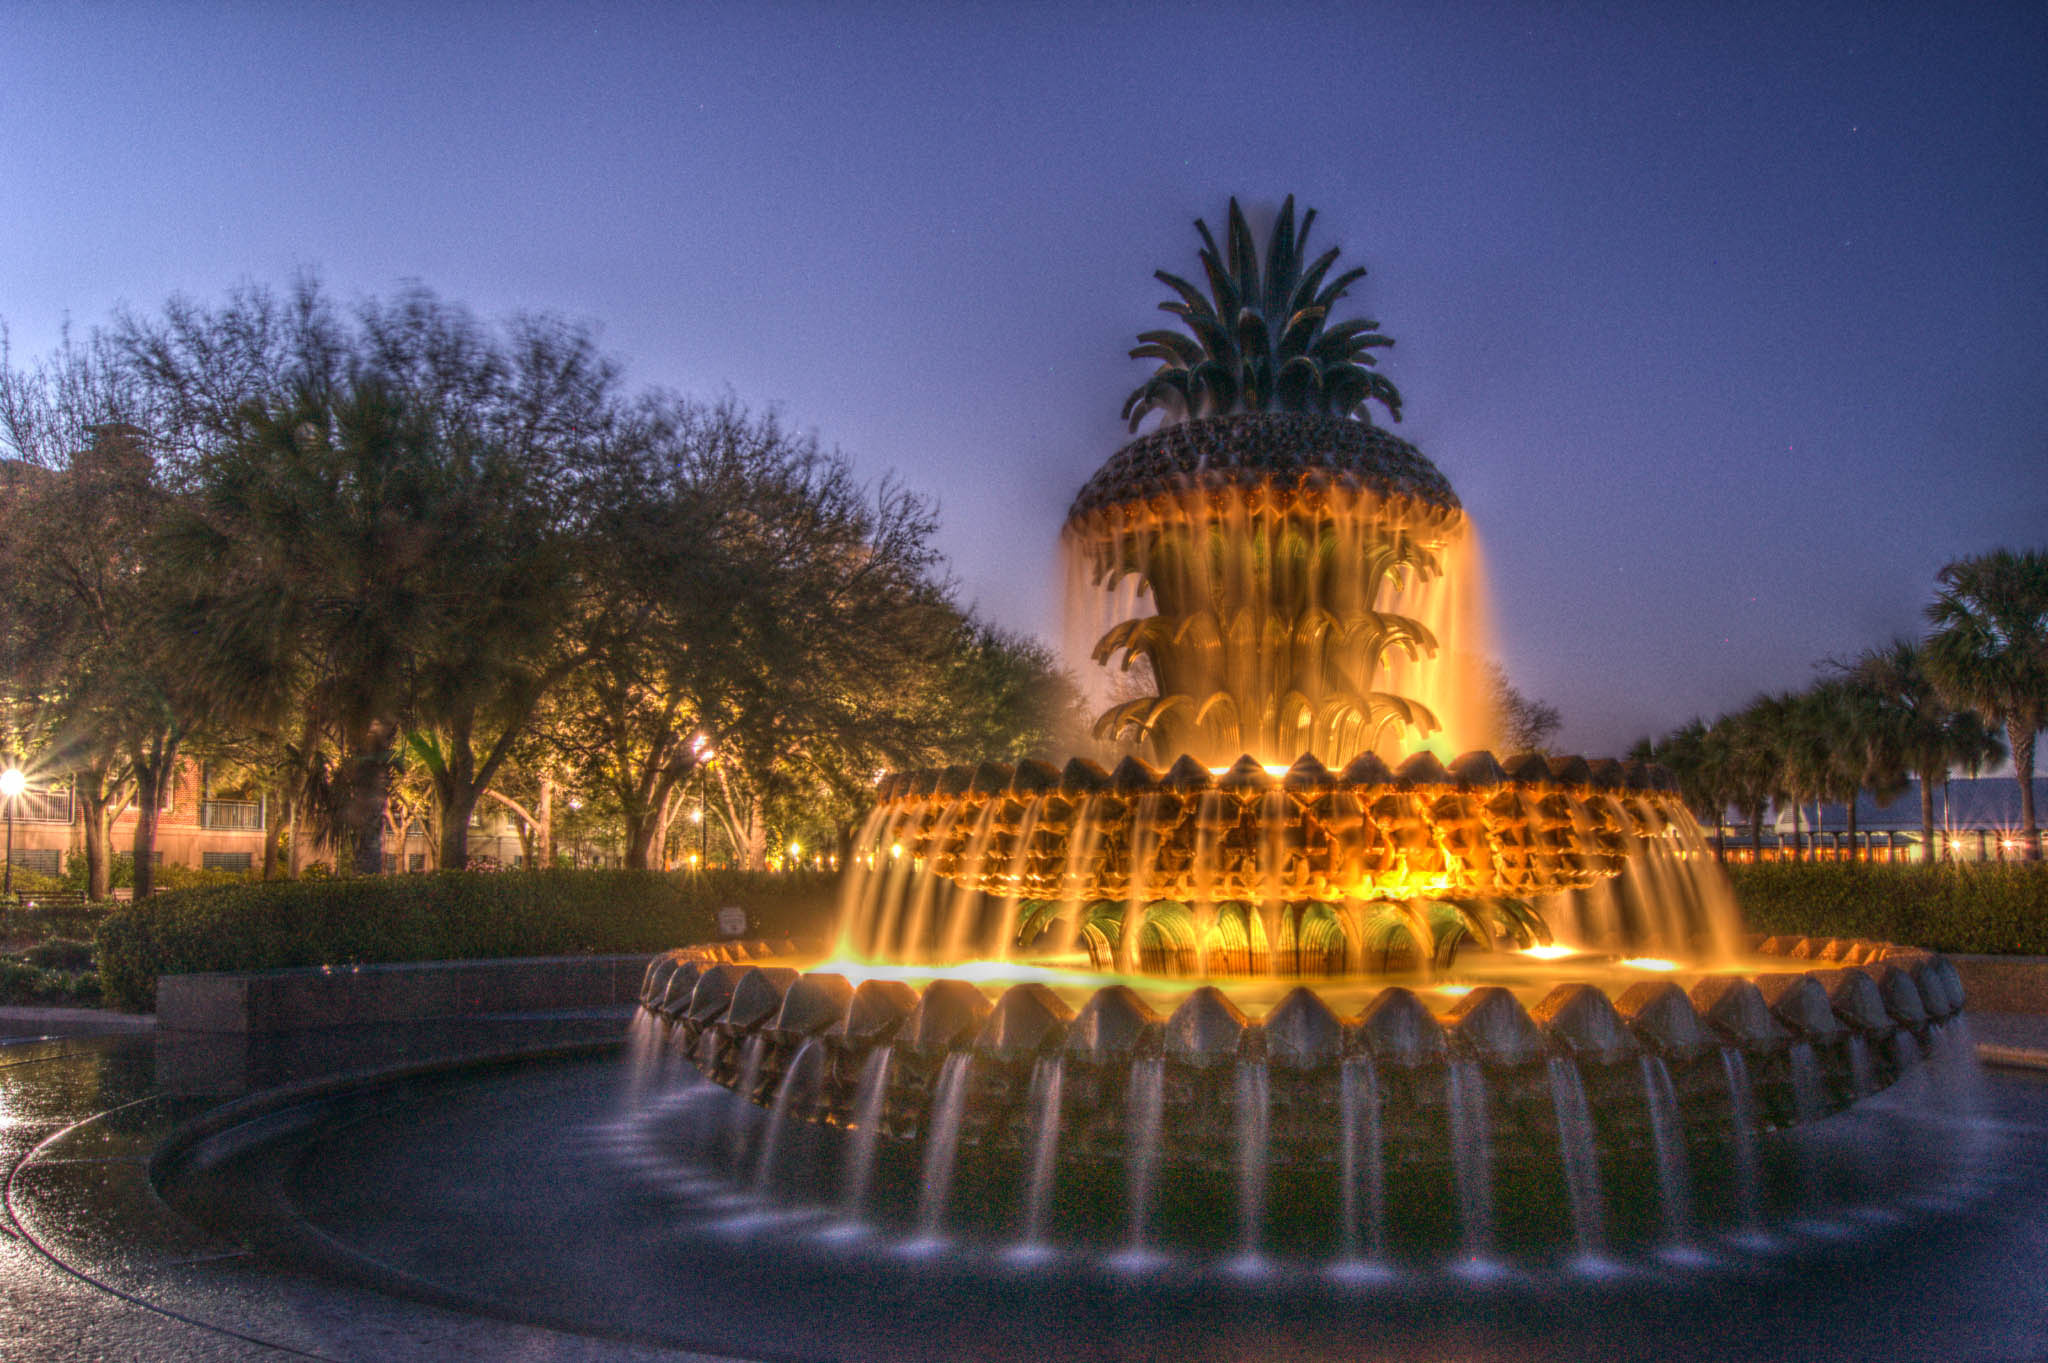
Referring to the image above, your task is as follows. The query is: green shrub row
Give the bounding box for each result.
[0,959,102,1007]
[94,869,842,1011]
[1729,861,2048,956]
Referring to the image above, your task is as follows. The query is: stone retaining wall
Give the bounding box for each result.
[157,954,659,1034]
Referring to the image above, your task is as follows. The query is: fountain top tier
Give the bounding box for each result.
[866,747,1688,909]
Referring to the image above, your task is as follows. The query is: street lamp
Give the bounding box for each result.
[1,767,25,898]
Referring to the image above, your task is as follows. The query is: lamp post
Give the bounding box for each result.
[1,767,25,898]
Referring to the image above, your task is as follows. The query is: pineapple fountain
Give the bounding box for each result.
[631,199,1974,1269]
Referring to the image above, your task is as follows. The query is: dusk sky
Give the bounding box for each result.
[5,2,2044,758]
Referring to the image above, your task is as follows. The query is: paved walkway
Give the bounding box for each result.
[0,1007,733,1363]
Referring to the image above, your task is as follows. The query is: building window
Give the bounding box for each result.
[5,848,61,877]
[202,851,253,872]
[199,799,264,831]
[408,853,426,873]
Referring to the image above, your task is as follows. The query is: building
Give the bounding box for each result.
[1,759,266,880]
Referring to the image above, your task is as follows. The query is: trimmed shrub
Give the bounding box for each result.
[0,959,102,1007]
[22,938,95,972]
[1730,861,2048,956]
[94,869,841,1011]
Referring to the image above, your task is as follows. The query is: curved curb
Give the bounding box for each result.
[1976,1045,2048,1073]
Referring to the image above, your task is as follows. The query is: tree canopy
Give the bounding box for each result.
[1,282,1077,890]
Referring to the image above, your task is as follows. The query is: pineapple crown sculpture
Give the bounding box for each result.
[1070,198,1459,770]
[1122,195,1403,432]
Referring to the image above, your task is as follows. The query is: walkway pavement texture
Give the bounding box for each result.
[1,1003,2046,1362]
[0,1005,734,1362]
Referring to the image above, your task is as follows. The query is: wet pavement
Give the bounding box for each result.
[0,1007,736,1362]
[4,1005,2048,1363]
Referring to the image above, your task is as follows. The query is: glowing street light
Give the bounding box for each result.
[0,767,24,898]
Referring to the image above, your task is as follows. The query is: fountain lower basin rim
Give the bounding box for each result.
[636,936,1964,1171]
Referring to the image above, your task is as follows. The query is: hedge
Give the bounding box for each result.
[94,869,841,1012]
[1729,862,2048,956]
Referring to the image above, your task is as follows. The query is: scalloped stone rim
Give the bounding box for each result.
[636,933,1967,1172]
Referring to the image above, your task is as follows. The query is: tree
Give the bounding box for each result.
[1924,548,2048,860]
[1717,706,1781,859]
[553,398,952,870]
[1479,659,1563,754]
[1803,677,1890,861]
[1849,638,2003,863]
[0,331,215,898]
[926,620,1089,766]
[138,286,614,872]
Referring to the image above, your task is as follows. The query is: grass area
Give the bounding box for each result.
[1728,860,2048,956]
[93,868,842,1011]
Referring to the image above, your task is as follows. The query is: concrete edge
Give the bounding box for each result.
[158,954,658,1034]
[1977,1044,2048,1073]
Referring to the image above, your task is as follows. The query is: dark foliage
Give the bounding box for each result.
[93,869,840,1010]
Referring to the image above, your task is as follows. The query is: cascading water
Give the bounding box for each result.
[1788,1042,1827,1124]
[1546,1057,1606,1260]
[841,1046,895,1220]
[1447,1059,1497,1262]
[754,1038,821,1191]
[1232,1058,1271,1267]
[1016,1053,1064,1254]
[630,197,1983,1287]
[1720,1048,1765,1234]
[914,1052,975,1239]
[1337,1053,1386,1264]
[726,1034,772,1160]
[1121,1055,1166,1263]
[1847,1034,1875,1098]
[1638,1053,1694,1247]
[620,1009,666,1111]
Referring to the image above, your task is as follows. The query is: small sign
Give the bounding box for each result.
[716,905,749,939]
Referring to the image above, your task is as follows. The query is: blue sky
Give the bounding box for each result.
[4,1,2043,755]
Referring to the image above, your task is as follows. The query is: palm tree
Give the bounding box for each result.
[1742,692,1821,858]
[1716,701,1782,859]
[1123,196,1402,430]
[1813,677,1905,861]
[1924,549,2048,860]
[1851,638,1995,862]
